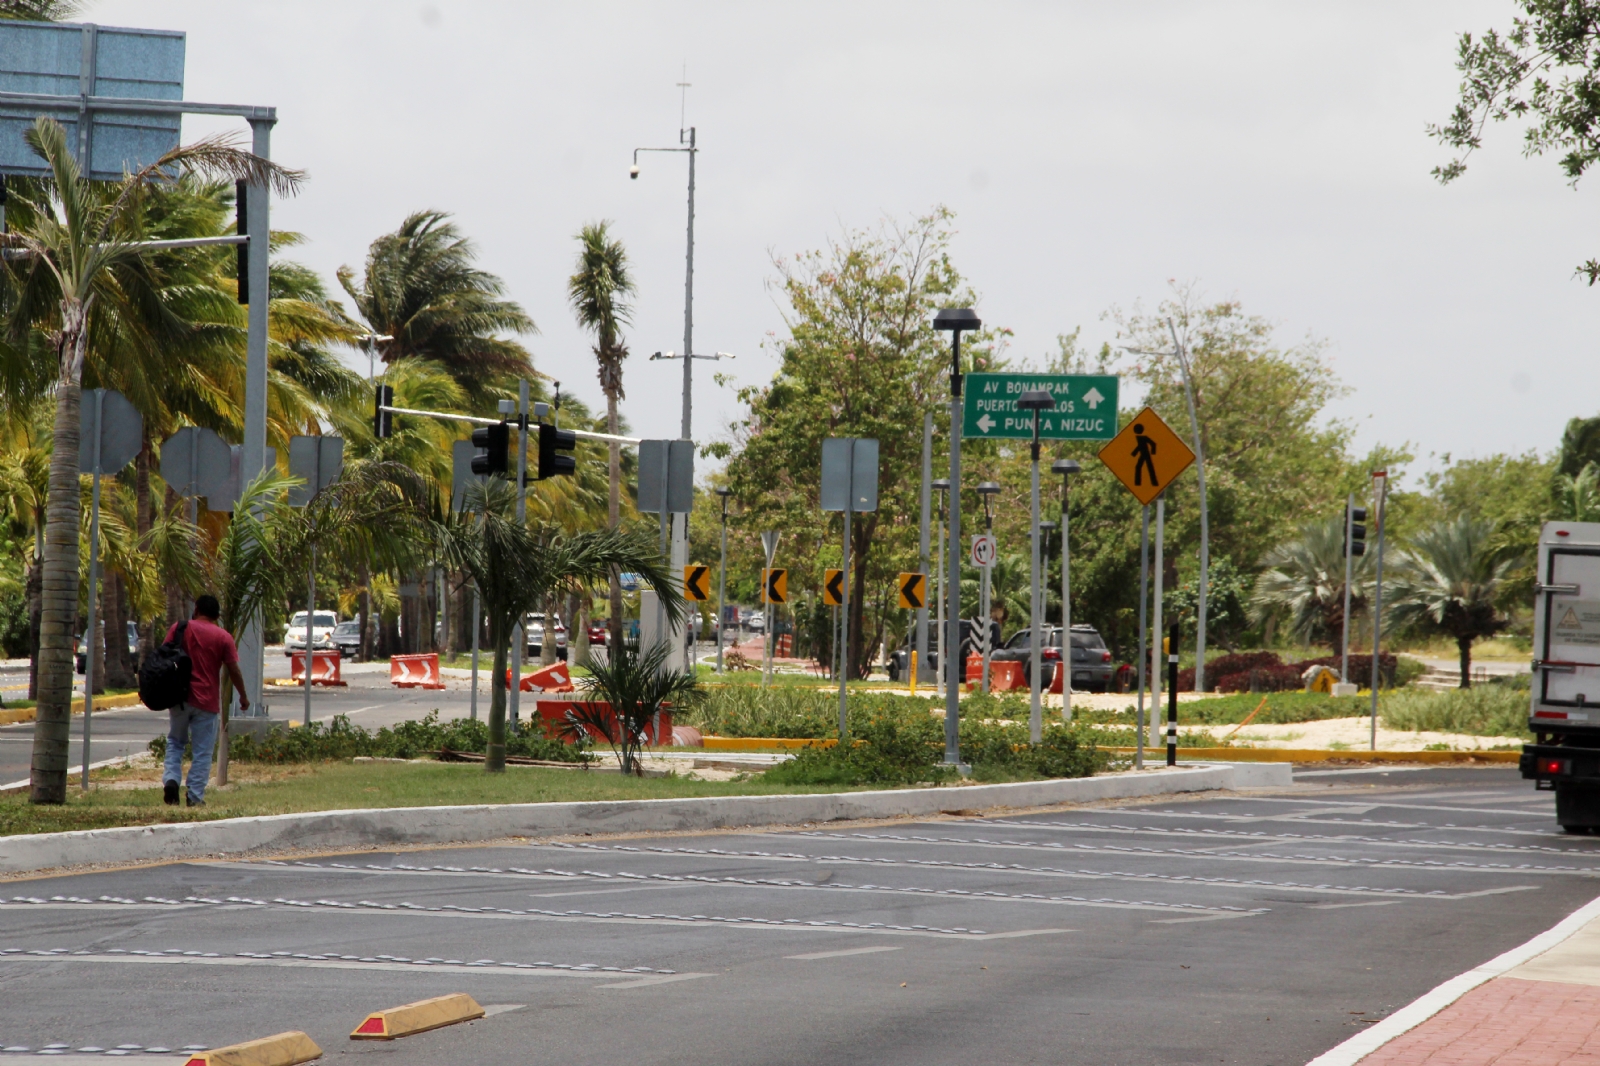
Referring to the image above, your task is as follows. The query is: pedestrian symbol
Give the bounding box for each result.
[683,565,711,602]
[763,567,788,605]
[897,572,926,610]
[1098,407,1195,506]
[823,568,844,607]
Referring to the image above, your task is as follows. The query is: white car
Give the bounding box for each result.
[524,612,569,660]
[747,611,766,633]
[284,610,339,654]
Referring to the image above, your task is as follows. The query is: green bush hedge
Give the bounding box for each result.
[1379,681,1531,739]
[149,712,592,764]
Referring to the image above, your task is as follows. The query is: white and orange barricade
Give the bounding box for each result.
[1049,661,1065,694]
[289,650,346,687]
[389,653,445,690]
[503,660,577,693]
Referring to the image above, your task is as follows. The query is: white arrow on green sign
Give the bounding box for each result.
[961,373,1119,440]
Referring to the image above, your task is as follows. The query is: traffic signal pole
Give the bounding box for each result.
[1341,493,1355,685]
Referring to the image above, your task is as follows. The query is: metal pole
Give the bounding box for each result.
[303,546,314,726]
[1151,498,1164,749]
[1341,493,1354,684]
[936,490,946,699]
[1370,474,1388,750]
[1167,622,1179,767]
[237,116,274,717]
[716,500,727,673]
[470,584,480,721]
[980,536,992,695]
[944,341,963,767]
[509,379,527,731]
[80,390,103,790]
[839,450,852,739]
[1135,504,1150,770]
[918,413,932,682]
[1061,475,1072,722]
[1029,433,1043,743]
[680,128,695,441]
[1169,321,1209,692]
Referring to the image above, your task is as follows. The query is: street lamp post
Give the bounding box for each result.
[932,478,950,699]
[933,307,981,771]
[976,481,1001,695]
[1052,459,1081,720]
[1017,390,1055,743]
[715,487,731,673]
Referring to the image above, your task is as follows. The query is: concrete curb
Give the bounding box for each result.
[0,764,1246,876]
[0,692,144,726]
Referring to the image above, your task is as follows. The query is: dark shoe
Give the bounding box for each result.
[163,780,179,806]
[185,792,205,808]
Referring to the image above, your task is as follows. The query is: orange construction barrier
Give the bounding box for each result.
[390,653,445,690]
[1049,660,1065,694]
[520,661,575,693]
[536,699,673,745]
[289,650,346,687]
[990,660,1025,692]
[775,634,793,657]
[965,654,982,684]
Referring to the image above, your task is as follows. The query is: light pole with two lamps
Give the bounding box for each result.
[932,307,981,771]
[1016,390,1056,742]
[931,477,950,698]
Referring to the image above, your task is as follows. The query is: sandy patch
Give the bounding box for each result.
[1098,715,1523,752]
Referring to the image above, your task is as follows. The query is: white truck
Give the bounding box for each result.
[1521,520,1600,833]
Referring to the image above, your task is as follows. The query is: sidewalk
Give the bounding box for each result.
[1314,895,1600,1065]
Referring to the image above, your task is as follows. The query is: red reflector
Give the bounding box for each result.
[355,1017,386,1035]
[1534,711,1569,719]
[1557,530,1570,537]
[184,1058,206,1066]
[1539,758,1571,775]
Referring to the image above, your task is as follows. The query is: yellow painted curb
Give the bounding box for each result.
[350,992,485,1040]
[703,736,836,751]
[182,1031,321,1066]
[1107,746,1521,764]
[0,691,143,726]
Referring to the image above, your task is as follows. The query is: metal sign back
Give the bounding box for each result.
[637,439,694,514]
[963,373,1119,440]
[160,425,230,497]
[77,388,141,474]
[287,436,343,507]
[0,21,185,180]
[820,438,879,512]
[210,443,276,510]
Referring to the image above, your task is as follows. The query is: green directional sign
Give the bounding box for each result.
[962,373,1119,440]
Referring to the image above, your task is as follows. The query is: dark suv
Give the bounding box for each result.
[990,623,1115,691]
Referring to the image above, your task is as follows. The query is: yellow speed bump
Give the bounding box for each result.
[182,1031,321,1066]
[351,992,486,1040]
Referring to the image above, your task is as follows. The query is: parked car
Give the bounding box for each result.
[525,612,568,660]
[75,621,140,674]
[747,611,766,633]
[587,621,608,647]
[885,620,979,682]
[331,620,363,659]
[284,610,339,655]
[990,623,1115,690]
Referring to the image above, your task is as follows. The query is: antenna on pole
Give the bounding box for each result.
[677,63,691,133]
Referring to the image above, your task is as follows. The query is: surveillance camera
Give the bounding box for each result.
[628,165,640,179]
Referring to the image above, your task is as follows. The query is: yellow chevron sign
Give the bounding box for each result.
[822,568,844,606]
[897,572,926,610]
[683,564,711,602]
[762,567,788,605]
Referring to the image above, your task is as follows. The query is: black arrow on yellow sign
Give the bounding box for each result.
[822,568,844,606]
[683,564,711,602]
[763,567,788,605]
[897,572,926,610]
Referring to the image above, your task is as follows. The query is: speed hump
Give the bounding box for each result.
[897,572,926,610]
[762,567,788,605]
[683,564,711,602]
[1098,406,1195,506]
[822,568,844,606]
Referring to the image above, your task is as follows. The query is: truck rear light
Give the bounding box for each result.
[1534,711,1570,719]
[1539,758,1571,776]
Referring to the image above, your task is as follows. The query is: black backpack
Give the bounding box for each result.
[139,621,193,711]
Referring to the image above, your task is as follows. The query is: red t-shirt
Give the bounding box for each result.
[165,617,239,714]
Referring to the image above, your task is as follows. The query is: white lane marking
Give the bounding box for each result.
[1305,891,1600,1066]
[0,952,711,986]
[597,972,713,989]
[1293,767,1436,778]
[1215,796,1564,817]
[1147,912,1264,924]
[530,885,682,898]
[482,1004,526,1016]
[313,703,384,722]
[1056,809,1565,837]
[1309,901,1402,910]
[786,946,903,960]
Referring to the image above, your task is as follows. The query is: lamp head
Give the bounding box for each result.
[629,164,640,180]
[1016,390,1056,411]
[931,478,950,492]
[932,307,981,333]
[976,481,1002,496]
[1052,459,1081,477]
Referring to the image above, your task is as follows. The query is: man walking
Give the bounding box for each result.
[163,594,248,807]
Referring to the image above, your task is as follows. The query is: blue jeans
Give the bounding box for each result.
[164,704,219,802]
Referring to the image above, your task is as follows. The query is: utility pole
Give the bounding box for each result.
[1053,460,1080,721]
[1369,472,1389,750]
[1168,320,1210,692]
[933,308,980,772]
[1135,504,1150,770]
[715,487,731,672]
[917,413,933,683]
[933,479,949,698]
[508,382,529,732]
[1018,391,1056,743]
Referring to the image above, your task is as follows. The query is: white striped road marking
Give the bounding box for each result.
[987,813,1584,840]
[786,946,902,960]
[1207,796,1567,818]
[482,1004,526,1016]
[978,819,1600,856]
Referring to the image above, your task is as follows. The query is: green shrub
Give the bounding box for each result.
[148,712,592,764]
[1379,685,1531,739]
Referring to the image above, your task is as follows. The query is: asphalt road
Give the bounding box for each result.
[1,766,1595,1065]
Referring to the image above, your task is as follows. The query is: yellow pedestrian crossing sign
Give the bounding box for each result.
[683,564,711,602]
[763,567,788,605]
[1098,406,1195,506]
[822,568,844,606]
[897,572,926,610]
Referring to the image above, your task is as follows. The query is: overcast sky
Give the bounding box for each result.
[86,1,1600,481]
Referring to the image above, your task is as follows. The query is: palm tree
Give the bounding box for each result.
[1555,462,1600,522]
[1386,516,1516,688]
[564,639,700,774]
[567,222,636,647]
[0,117,299,804]
[337,211,536,399]
[1250,515,1376,654]
[434,479,684,773]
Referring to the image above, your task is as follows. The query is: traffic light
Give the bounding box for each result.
[235,180,248,305]
[538,421,576,479]
[373,384,393,439]
[1345,503,1368,558]
[471,421,510,475]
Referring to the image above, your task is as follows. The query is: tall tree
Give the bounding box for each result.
[567,221,636,646]
[338,211,536,399]
[0,117,299,804]
[1249,515,1376,655]
[1387,516,1517,687]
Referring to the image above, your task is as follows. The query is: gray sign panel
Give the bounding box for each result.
[287,435,343,507]
[820,438,879,512]
[77,388,142,474]
[208,443,276,510]
[0,21,185,181]
[637,439,694,514]
[452,439,486,513]
[160,426,230,498]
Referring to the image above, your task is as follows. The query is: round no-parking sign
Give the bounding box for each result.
[970,534,997,567]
